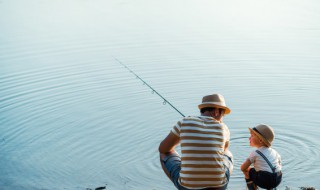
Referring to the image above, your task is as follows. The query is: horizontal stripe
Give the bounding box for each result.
[182,150,221,154]
[171,128,180,137]
[180,170,225,175]
[182,157,224,161]
[181,129,223,136]
[182,160,224,165]
[181,123,223,129]
[180,140,223,145]
[181,147,223,151]
[182,125,222,130]
[181,155,224,161]
[181,136,224,141]
[181,168,224,172]
[181,128,223,134]
[181,143,223,148]
[173,127,180,134]
[181,164,223,168]
[181,181,224,189]
[182,153,223,158]
[183,117,220,123]
[181,179,225,184]
[180,173,225,178]
[181,177,223,184]
[182,119,221,124]
[181,133,223,138]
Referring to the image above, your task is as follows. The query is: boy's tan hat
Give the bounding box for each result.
[198,94,231,114]
[249,124,274,147]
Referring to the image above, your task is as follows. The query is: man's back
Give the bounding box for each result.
[171,116,228,189]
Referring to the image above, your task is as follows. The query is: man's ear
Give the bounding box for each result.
[214,108,220,116]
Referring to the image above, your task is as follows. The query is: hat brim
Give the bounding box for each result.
[198,104,231,114]
[249,128,271,147]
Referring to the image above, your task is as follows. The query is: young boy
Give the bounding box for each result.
[240,124,282,190]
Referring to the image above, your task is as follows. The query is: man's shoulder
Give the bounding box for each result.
[182,116,202,122]
[184,116,221,122]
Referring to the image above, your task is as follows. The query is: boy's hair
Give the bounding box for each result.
[200,107,224,114]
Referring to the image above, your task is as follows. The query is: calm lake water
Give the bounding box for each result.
[1,0,319,189]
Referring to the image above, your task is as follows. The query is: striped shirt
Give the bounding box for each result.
[171,116,230,189]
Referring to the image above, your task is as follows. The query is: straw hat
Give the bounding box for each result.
[249,124,275,147]
[198,94,231,114]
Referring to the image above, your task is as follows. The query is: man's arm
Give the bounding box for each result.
[159,131,180,179]
[159,131,180,154]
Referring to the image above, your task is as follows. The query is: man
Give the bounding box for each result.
[159,94,233,190]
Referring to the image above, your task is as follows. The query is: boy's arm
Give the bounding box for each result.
[241,159,251,171]
[240,159,252,178]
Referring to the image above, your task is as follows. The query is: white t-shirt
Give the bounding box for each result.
[248,146,282,173]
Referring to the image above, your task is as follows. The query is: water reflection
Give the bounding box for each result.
[1,0,320,189]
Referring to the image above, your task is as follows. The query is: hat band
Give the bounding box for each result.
[201,101,226,106]
[253,127,264,137]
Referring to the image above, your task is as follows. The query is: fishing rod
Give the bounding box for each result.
[113,57,185,117]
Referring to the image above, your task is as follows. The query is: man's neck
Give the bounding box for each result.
[201,112,212,117]
[201,113,220,122]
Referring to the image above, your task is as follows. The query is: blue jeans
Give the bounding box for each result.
[161,152,232,190]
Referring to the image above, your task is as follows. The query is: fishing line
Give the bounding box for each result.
[114,57,185,117]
